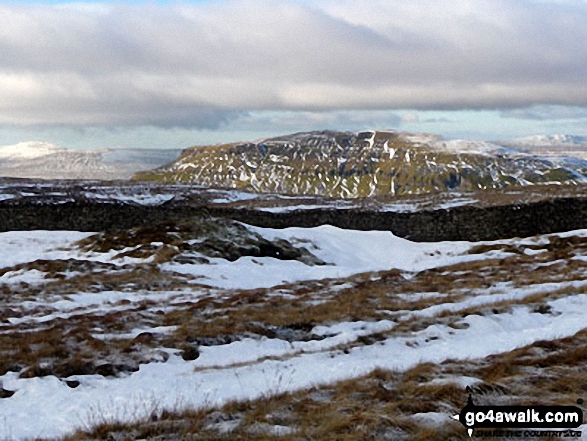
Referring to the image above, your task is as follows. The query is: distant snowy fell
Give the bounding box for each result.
[502,134,587,147]
[0,142,181,180]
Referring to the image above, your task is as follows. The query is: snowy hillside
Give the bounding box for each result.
[0,141,63,159]
[135,130,587,198]
[498,134,587,160]
[504,134,587,147]
[0,142,181,180]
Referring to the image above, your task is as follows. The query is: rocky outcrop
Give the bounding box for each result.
[78,217,326,265]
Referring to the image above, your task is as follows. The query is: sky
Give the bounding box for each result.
[1,0,587,149]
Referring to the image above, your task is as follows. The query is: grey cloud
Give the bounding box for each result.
[231,110,402,132]
[423,117,453,123]
[1,0,587,127]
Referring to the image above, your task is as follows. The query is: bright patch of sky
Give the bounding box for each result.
[1,108,585,150]
[4,0,215,3]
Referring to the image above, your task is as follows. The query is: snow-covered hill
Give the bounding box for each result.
[497,134,587,160]
[503,134,587,147]
[135,130,587,198]
[0,142,182,180]
[0,141,63,160]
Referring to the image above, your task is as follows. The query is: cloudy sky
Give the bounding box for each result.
[1,0,587,149]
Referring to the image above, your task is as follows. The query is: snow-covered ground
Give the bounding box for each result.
[1,227,586,439]
[162,225,489,289]
[2,292,587,439]
[0,231,92,269]
[0,226,483,291]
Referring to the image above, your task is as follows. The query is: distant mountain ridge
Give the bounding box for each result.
[0,142,182,180]
[134,130,587,198]
[502,134,587,147]
[0,141,63,160]
[497,134,587,160]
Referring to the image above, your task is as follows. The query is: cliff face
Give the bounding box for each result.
[134,130,587,198]
[1,196,586,242]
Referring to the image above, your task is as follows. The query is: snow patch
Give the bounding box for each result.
[162,225,480,289]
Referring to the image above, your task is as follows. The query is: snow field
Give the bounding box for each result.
[0,227,586,439]
[2,293,587,439]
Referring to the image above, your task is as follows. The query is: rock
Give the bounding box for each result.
[94,363,118,377]
[180,345,200,361]
[533,304,552,314]
[0,387,15,398]
[173,254,210,265]
[133,332,155,344]
[93,362,139,377]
